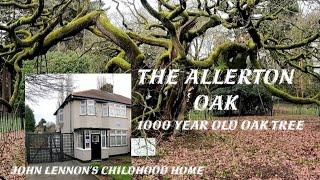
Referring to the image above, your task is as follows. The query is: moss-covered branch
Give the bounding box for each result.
[187,15,221,40]
[105,52,131,72]
[264,33,319,50]
[0,98,12,112]
[127,32,169,47]
[0,0,38,9]
[9,0,44,29]
[250,53,320,106]
[187,42,248,68]
[44,11,101,49]
[96,14,143,64]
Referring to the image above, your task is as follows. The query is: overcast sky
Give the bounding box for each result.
[25,74,131,124]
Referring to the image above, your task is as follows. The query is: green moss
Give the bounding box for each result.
[247,39,256,49]
[105,57,131,72]
[44,11,101,47]
[265,84,320,105]
[251,55,320,106]
[97,14,142,63]
[188,42,247,68]
[247,0,255,7]
[135,54,145,62]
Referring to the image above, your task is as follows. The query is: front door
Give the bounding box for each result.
[91,134,101,160]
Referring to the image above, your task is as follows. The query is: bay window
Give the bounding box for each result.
[122,130,127,145]
[110,129,127,147]
[101,130,107,148]
[76,131,84,149]
[110,130,116,146]
[84,130,90,149]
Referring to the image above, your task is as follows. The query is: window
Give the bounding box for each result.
[102,104,108,117]
[58,109,63,122]
[80,100,96,116]
[109,103,116,117]
[110,129,127,147]
[119,105,126,118]
[75,131,83,149]
[80,101,86,115]
[122,135,127,145]
[91,130,100,134]
[116,136,122,146]
[108,103,126,118]
[92,135,99,142]
[85,130,90,149]
[121,130,127,145]
[87,100,95,115]
[110,130,115,146]
[101,130,106,148]
[121,130,127,146]
[110,136,116,146]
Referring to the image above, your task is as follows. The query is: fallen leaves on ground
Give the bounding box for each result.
[0,131,25,180]
[133,116,320,179]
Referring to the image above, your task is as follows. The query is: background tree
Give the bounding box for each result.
[44,121,56,133]
[25,74,75,104]
[25,105,35,132]
[97,75,114,93]
[57,74,73,106]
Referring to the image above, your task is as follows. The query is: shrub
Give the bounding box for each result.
[212,85,273,116]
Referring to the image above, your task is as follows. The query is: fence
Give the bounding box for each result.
[0,112,24,139]
[26,133,74,163]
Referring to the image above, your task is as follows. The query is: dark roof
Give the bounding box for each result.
[54,89,131,115]
[72,89,131,105]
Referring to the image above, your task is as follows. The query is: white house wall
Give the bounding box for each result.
[101,148,109,159]
[63,102,72,133]
[108,146,130,156]
[74,138,130,161]
[74,148,91,161]
[71,100,131,130]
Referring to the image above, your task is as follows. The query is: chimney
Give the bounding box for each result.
[100,83,113,93]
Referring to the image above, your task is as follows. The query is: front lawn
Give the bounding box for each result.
[92,154,132,180]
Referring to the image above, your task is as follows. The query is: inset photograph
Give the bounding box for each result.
[25,74,131,179]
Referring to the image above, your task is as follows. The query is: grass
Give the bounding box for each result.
[0,115,23,134]
[273,103,319,116]
[188,103,319,120]
[92,155,132,180]
[109,163,131,180]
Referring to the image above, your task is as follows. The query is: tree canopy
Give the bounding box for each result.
[25,105,35,132]
[0,0,319,127]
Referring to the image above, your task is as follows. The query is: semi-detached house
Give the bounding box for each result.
[54,89,131,161]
